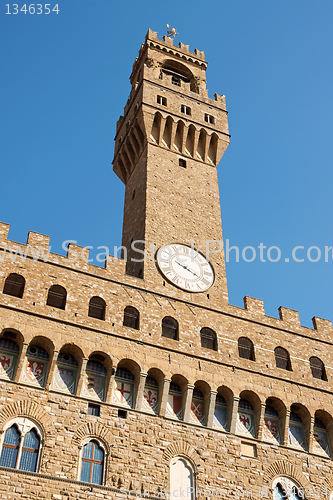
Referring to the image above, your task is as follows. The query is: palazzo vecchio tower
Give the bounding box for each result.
[0,29,332,500]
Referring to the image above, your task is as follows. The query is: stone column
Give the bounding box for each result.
[281,409,290,446]
[256,403,266,441]
[306,415,315,454]
[45,351,59,390]
[159,378,171,417]
[206,389,217,428]
[135,371,148,410]
[183,384,195,423]
[76,358,88,397]
[14,343,28,383]
[106,369,116,404]
[229,395,240,435]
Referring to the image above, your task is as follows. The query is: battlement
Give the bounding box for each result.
[145,29,206,62]
[0,221,127,280]
[0,221,332,343]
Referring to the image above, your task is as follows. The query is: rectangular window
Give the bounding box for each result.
[204,113,215,124]
[157,95,167,106]
[181,105,191,116]
[88,403,101,416]
[179,159,186,168]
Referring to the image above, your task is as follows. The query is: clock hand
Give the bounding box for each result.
[174,260,199,278]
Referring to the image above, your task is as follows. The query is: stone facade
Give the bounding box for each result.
[0,29,332,500]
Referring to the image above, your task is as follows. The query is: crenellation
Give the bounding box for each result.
[0,222,10,243]
[312,317,333,335]
[27,230,50,249]
[243,296,265,316]
[278,306,301,326]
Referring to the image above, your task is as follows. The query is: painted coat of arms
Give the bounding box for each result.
[0,353,15,381]
[112,380,133,408]
[263,418,281,444]
[51,366,76,394]
[237,411,255,437]
[142,387,158,413]
[166,394,182,420]
[189,400,205,425]
[82,373,105,401]
[21,358,46,387]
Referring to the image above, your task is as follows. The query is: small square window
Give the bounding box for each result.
[181,105,191,116]
[118,409,128,419]
[204,113,215,124]
[157,95,167,106]
[88,403,100,416]
[179,159,186,168]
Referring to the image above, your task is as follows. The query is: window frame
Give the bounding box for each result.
[78,438,107,486]
[3,273,25,299]
[238,337,255,361]
[46,284,67,310]
[200,328,217,351]
[162,317,179,340]
[169,456,196,500]
[274,346,292,371]
[123,306,140,330]
[310,356,327,380]
[0,418,43,473]
[88,296,106,321]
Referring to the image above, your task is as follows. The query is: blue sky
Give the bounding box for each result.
[1,0,332,327]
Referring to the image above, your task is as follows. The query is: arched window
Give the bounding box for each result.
[81,356,107,402]
[189,388,205,426]
[51,352,78,395]
[170,457,195,500]
[0,335,19,381]
[238,337,255,361]
[20,344,50,388]
[236,399,256,438]
[273,478,302,500]
[288,410,306,451]
[200,328,217,351]
[0,419,42,472]
[88,297,106,321]
[112,367,135,408]
[166,382,182,420]
[123,306,139,330]
[310,356,327,380]
[162,317,179,340]
[3,273,25,298]
[274,347,292,371]
[80,440,104,485]
[263,404,282,444]
[47,285,67,310]
[142,376,159,414]
[313,417,331,457]
[213,394,228,431]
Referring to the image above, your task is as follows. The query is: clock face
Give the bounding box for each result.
[156,244,215,293]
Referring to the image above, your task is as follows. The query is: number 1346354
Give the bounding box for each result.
[6,4,60,14]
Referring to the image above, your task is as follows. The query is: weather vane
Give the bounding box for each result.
[166,24,179,39]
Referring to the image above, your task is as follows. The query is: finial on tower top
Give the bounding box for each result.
[166,24,179,39]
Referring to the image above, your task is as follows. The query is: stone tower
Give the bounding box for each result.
[0,28,332,500]
[113,29,230,306]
